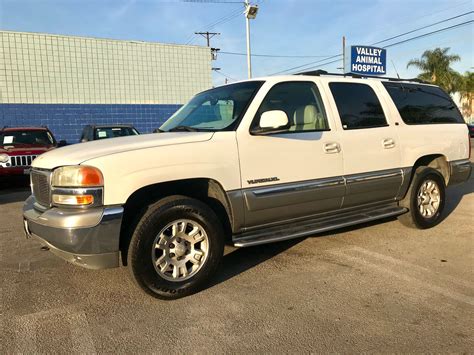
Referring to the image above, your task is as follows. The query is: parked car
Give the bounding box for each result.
[24,73,471,300]
[0,126,65,177]
[80,124,139,142]
[468,123,474,138]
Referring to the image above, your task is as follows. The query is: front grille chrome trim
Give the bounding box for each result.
[30,168,52,207]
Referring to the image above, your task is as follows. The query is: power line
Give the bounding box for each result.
[270,11,474,75]
[220,51,336,58]
[300,19,474,73]
[180,0,242,3]
[185,6,243,45]
[214,69,238,81]
[372,10,473,45]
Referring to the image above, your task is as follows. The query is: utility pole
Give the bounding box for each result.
[195,31,220,47]
[342,36,346,74]
[244,1,258,79]
[195,31,220,61]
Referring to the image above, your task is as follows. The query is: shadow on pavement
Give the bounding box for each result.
[0,176,30,204]
[442,163,474,221]
[207,238,305,290]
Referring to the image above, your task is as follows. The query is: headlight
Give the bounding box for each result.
[52,165,104,187]
[0,154,9,163]
[51,166,104,207]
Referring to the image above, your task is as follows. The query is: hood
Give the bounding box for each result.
[32,132,214,170]
[0,145,54,155]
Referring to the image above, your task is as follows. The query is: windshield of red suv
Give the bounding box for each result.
[0,130,55,146]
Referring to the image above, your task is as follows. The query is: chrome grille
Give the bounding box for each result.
[10,155,38,167]
[31,170,51,206]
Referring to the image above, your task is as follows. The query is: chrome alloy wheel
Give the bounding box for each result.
[417,179,441,218]
[152,219,209,282]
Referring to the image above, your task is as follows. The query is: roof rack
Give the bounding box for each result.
[296,69,428,84]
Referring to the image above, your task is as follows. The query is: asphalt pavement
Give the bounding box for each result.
[0,150,473,353]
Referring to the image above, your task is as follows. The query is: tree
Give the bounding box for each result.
[458,71,474,119]
[407,48,461,93]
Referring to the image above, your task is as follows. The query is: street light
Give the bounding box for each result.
[244,1,258,78]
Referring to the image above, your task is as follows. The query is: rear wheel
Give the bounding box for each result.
[398,167,446,229]
[127,195,224,299]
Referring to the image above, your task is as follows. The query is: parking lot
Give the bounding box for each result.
[1,160,473,353]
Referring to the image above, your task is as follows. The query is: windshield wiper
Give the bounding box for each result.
[168,125,201,132]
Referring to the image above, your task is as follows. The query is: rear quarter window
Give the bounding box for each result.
[329,82,388,130]
[382,82,464,124]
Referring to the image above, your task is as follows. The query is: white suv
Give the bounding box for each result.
[23,72,472,299]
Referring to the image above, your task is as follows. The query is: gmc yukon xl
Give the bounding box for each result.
[23,72,471,299]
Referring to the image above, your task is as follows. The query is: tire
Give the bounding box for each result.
[398,167,446,229]
[127,195,225,300]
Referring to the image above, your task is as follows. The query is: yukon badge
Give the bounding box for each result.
[247,177,280,185]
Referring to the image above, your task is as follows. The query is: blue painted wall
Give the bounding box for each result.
[0,104,181,143]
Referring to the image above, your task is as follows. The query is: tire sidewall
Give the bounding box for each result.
[410,168,446,229]
[129,197,224,299]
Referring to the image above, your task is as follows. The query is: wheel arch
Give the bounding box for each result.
[400,154,450,201]
[412,154,450,185]
[119,178,234,265]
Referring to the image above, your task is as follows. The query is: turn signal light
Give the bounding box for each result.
[52,194,94,206]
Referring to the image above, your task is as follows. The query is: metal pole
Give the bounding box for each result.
[342,36,346,74]
[245,0,252,78]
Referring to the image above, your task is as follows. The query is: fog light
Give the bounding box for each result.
[52,194,94,205]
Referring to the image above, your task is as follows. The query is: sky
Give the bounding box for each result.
[0,0,473,86]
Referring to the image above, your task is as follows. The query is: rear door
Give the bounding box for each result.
[325,80,403,207]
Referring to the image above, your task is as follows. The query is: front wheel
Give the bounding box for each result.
[398,167,446,229]
[127,195,225,300]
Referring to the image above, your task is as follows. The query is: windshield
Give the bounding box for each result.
[160,81,264,132]
[94,127,139,140]
[1,130,55,146]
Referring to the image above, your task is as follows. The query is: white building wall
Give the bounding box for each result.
[0,31,212,105]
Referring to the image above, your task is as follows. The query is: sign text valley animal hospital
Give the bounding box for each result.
[348,45,387,75]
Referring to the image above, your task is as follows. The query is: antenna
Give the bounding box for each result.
[391,60,401,79]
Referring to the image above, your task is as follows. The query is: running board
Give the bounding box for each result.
[232,205,407,247]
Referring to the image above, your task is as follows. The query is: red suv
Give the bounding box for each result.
[0,127,65,177]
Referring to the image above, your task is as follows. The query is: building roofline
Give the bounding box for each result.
[0,29,208,50]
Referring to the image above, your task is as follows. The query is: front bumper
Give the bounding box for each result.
[23,195,123,269]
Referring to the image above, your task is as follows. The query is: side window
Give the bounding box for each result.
[382,82,464,124]
[254,81,329,132]
[329,82,387,129]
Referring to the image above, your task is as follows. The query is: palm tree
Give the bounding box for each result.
[407,48,461,93]
[458,71,473,120]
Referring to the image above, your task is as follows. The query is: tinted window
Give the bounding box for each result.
[382,82,464,124]
[94,127,139,140]
[254,81,329,132]
[329,83,387,129]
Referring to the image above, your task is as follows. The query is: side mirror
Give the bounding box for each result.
[254,110,289,134]
[58,140,67,147]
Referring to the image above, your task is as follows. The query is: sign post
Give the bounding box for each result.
[346,45,387,76]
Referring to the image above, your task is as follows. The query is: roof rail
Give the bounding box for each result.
[296,70,428,84]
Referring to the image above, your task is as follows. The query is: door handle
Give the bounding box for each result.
[382,138,395,149]
[324,142,341,154]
